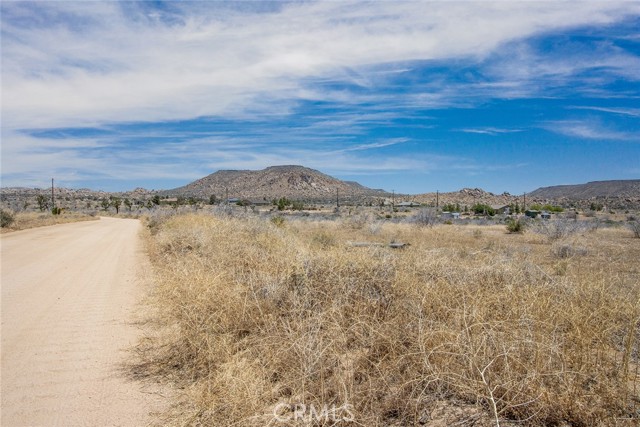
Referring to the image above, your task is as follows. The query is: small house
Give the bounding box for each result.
[441,211,460,220]
[491,205,511,215]
[525,210,540,218]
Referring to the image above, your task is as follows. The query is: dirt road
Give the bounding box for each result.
[1,217,164,426]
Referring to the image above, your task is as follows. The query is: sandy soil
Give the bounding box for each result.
[1,217,165,426]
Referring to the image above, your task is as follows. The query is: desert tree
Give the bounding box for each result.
[111,197,122,214]
[36,194,49,212]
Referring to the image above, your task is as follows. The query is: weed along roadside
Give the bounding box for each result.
[134,211,640,426]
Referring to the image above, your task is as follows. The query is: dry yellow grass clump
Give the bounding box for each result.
[136,213,639,426]
[0,211,98,233]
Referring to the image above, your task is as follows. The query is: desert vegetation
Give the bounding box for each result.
[0,210,98,232]
[134,211,640,426]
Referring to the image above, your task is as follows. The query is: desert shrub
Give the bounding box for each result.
[411,208,437,227]
[136,214,640,427]
[367,220,383,235]
[551,242,588,259]
[505,218,526,233]
[291,200,304,211]
[275,197,292,211]
[530,218,592,241]
[270,215,285,227]
[212,204,234,217]
[345,211,375,230]
[628,220,640,238]
[0,209,15,227]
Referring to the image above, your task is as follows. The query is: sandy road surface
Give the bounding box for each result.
[1,217,164,426]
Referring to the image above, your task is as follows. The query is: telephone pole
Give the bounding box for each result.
[523,192,526,212]
[51,178,55,208]
[392,190,395,211]
[336,188,339,208]
[436,190,439,210]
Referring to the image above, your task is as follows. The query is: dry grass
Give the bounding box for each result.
[0,211,98,233]
[135,213,640,426]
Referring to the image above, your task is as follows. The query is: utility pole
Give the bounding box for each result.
[392,190,395,211]
[436,190,439,210]
[51,178,55,209]
[523,192,526,212]
[336,188,339,208]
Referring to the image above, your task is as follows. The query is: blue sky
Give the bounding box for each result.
[1,1,639,194]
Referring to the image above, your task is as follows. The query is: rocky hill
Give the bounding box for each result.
[410,188,520,209]
[528,180,640,210]
[163,165,388,202]
[529,180,640,199]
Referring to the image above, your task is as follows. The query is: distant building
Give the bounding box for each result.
[441,211,460,220]
[491,205,511,215]
[525,210,540,218]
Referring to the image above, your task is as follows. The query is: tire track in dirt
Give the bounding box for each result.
[1,217,165,426]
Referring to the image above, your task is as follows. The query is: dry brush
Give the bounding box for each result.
[135,214,640,426]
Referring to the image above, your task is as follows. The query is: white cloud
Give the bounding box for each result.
[569,106,640,117]
[458,127,523,135]
[3,1,639,130]
[544,119,634,140]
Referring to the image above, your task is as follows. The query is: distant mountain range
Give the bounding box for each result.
[2,167,639,210]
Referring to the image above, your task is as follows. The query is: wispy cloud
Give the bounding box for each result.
[543,120,634,140]
[569,106,640,117]
[458,127,523,136]
[335,138,410,153]
[3,1,639,130]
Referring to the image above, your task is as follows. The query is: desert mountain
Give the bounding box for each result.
[164,165,388,202]
[528,180,640,200]
[527,180,640,210]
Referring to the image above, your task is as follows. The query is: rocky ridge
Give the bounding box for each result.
[411,188,521,209]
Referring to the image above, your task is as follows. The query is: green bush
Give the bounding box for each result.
[0,209,15,228]
[51,207,62,215]
[529,204,564,213]
[472,203,495,216]
[275,197,291,211]
[442,203,460,212]
[506,218,526,233]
